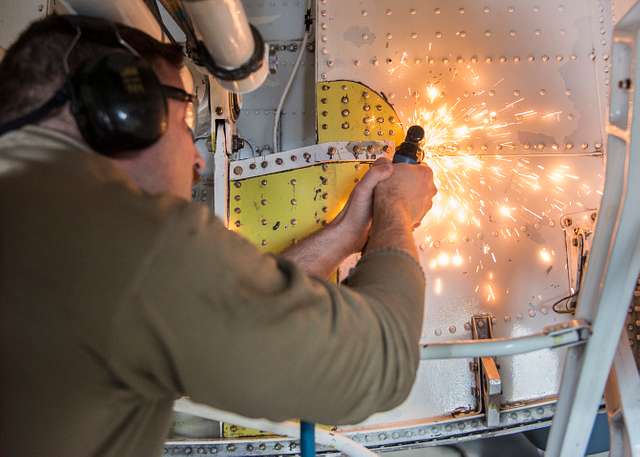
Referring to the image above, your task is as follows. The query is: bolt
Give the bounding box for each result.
[233,166,243,175]
[215,106,224,115]
[619,78,633,90]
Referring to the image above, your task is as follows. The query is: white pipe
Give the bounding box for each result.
[65,0,163,41]
[173,398,377,457]
[182,0,269,94]
[183,0,253,69]
[421,331,581,360]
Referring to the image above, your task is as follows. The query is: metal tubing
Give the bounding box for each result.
[421,331,581,360]
[545,8,640,455]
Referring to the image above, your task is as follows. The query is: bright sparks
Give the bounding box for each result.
[405,74,593,305]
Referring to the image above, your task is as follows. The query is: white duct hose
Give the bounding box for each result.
[182,0,253,69]
[183,0,268,93]
[173,398,378,457]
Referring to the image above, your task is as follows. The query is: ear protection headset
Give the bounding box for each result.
[0,15,195,157]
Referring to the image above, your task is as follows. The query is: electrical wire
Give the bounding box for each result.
[272,2,312,152]
[552,292,580,314]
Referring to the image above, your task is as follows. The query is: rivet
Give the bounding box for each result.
[535,29,542,36]
[249,163,257,170]
[275,158,283,165]
[321,84,330,91]
[508,6,515,13]
[513,56,520,63]
[342,122,350,129]
[485,57,493,63]
[528,55,535,62]
[290,199,297,205]
[556,55,563,62]
[227,445,236,452]
[234,195,241,201]
[233,181,241,188]
[435,31,443,38]
[320,97,327,104]
[261,198,268,206]
[234,221,241,228]
[233,166,243,175]
[581,143,589,150]
[457,31,467,38]
[410,32,418,39]
[362,33,369,40]
[261,218,268,226]
[361,9,367,16]
[353,59,360,66]
[371,58,379,65]
[261,161,268,168]
[434,8,441,14]
[385,8,392,15]
[326,59,334,67]
[322,207,328,213]
[386,33,393,40]
[483,7,490,13]
[410,8,417,14]
[377,130,383,136]
[566,143,574,150]
[321,124,328,130]
[499,56,507,63]
[513,89,521,96]
[303,152,311,161]
[341,109,350,117]
[539,89,546,95]
[509,30,516,37]
[322,192,328,200]
[375,104,382,111]
[364,129,370,136]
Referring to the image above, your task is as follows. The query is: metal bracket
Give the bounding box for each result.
[543,319,592,344]
[471,314,502,428]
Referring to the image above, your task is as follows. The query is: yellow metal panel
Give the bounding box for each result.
[229,162,370,254]
[317,80,405,146]
[223,79,399,438]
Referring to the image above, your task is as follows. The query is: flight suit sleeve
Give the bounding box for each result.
[108,203,425,425]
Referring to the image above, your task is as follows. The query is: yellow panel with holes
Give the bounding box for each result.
[317,80,405,146]
[228,162,370,254]
[223,81,402,438]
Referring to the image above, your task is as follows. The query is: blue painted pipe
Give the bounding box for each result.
[300,421,315,457]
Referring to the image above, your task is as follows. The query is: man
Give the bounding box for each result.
[0,14,437,457]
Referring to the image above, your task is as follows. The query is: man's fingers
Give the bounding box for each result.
[354,162,394,197]
[371,157,392,167]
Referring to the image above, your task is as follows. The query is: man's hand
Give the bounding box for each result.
[366,163,437,258]
[279,158,394,279]
[329,158,395,252]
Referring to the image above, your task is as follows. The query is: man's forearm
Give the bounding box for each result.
[365,201,418,259]
[279,223,354,279]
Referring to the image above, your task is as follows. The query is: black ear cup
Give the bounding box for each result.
[68,51,168,156]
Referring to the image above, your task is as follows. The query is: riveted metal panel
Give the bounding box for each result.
[228,161,370,254]
[316,0,609,431]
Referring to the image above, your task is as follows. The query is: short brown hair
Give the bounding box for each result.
[0,14,184,124]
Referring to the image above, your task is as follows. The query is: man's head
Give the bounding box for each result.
[0,15,204,199]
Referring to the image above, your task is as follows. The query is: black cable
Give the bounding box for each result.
[552,291,580,314]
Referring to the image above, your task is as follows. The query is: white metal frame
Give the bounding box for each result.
[605,334,640,457]
[545,4,640,455]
